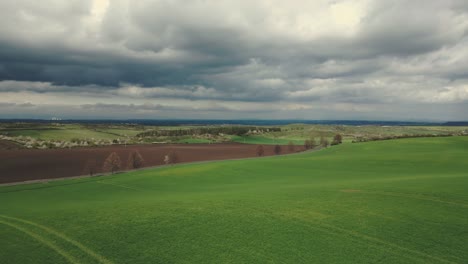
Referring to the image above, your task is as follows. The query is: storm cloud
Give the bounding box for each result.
[0,0,467,120]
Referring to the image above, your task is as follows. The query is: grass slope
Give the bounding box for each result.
[1,137,467,263]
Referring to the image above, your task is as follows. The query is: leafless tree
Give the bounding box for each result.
[127,150,144,169]
[320,137,329,147]
[304,139,311,150]
[103,152,122,174]
[274,144,282,155]
[83,159,97,176]
[288,141,295,152]
[164,151,179,165]
[332,134,343,145]
[310,137,316,148]
[256,145,265,156]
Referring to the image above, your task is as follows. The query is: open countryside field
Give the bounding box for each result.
[1,136,467,263]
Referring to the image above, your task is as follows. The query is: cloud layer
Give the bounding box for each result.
[0,0,467,120]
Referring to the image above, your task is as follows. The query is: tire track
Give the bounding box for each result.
[291,218,428,263]
[0,215,113,264]
[269,209,457,264]
[0,219,80,264]
[238,206,427,263]
[361,191,468,208]
[315,221,457,264]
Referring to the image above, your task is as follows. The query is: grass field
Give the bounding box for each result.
[1,137,467,263]
[231,135,305,145]
[0,124,147,141]
[2,128,121,140]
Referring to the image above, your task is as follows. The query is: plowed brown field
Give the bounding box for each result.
[0,143,301,184]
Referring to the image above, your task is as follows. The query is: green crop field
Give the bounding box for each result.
[0,124,148,141]
[231,135,305,145]
[1,137,467,263]
[2,128,120,140]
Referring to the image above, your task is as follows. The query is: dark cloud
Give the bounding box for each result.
[0,0,467,120]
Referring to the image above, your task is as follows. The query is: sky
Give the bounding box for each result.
[0,0,467,121]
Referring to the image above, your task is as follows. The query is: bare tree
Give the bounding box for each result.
[332,134,343,145]
[164,151,179,165]
[274,144,282,155]
[83,159,97,176]
[103,152,122,174]
[127,150,144,169]
[310,137,316,148]
[256,145,265,156]
[320,137,329,147]
[288,141,295,152]
[304,139,311,150]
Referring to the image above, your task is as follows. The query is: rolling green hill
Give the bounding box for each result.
[1,137,467,263]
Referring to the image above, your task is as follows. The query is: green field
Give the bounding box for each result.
[2,128,119,140]
[0,125,146,141]
[1,137,467,263]
[231,135,305,145]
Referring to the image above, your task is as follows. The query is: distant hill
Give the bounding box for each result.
[0,119,446,126]
[442,121,468,126]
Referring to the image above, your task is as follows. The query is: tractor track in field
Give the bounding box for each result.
[359,190,468,208]
[0,215,113,264]
[263,208,459,264]
[0,219,81,264]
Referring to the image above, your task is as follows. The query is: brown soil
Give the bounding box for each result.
[0,140,22,150]
[0,143,302,184]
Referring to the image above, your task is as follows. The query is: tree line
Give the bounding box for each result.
[137,126,281,137]
[303,134,342,150]
[84,134,344,176]
[83,149,182,176]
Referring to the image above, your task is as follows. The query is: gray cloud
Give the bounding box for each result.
[0,0,467,120]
